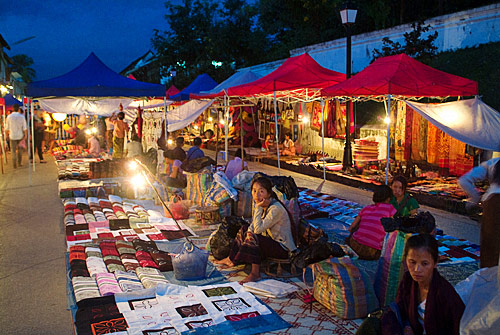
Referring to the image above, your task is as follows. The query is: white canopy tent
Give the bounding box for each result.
[406,97,500,151]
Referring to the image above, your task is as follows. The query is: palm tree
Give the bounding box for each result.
[10,54,36,83]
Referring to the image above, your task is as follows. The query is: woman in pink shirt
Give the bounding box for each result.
[346,185,396,260]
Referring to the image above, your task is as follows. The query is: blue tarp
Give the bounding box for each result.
[191,70,261,98]
[170,73,218,101]
[27,53,165,98]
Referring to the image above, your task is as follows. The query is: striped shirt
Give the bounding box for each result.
[352,203,396,250]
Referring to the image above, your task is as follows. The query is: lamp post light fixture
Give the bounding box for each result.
[340,1,357,171]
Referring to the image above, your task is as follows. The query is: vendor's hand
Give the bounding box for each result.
[256,198,271,208]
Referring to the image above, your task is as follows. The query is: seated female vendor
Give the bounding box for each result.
[163,150,187,188]
[346,185,396,260]
[391,175,419,217]
[382,234,465,335]
[214,176,297,283]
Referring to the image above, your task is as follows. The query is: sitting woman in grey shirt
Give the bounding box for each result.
[214,176,297,283]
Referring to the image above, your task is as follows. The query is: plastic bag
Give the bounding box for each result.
[172,242,209,280]
[458,266,500,335]
[291,240,345,269]
[163,200,191,220]
[208,216,246,260]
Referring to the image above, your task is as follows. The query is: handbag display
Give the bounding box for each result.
[172,242,209,280]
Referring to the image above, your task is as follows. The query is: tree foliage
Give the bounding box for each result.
[371,22,438,63]
[151,0,496,86]
[10,54,36,83]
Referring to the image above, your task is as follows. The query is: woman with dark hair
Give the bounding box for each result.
[390,175,419,217]
[346,185,396,260]
[384,234,465,335]
[214,176,297,283]
[163,150,187,188]
[280,133,296,156]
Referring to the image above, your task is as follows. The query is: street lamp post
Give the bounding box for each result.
[340,1,357,170]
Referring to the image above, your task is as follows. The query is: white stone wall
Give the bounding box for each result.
[241,4,500,77]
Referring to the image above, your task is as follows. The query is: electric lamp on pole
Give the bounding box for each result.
[340,1,357,170]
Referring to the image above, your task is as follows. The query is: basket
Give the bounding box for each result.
[195,206,220,226]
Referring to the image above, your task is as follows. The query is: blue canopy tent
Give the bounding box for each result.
[190,70,261,99]
[170,73,217,101]
[27,53,165,98]
[2,94,22,108]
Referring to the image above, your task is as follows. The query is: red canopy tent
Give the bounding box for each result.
[321,53,477,99]
[227,53,346,174]
[321,53,478,182]
[166,85,180,98]
[228,53,345,100]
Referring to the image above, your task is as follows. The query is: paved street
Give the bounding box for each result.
[0,150,480,334]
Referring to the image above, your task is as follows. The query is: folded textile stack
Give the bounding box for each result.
[121,254,141,273]
[96,273,123,296]
[135,250,159,269]
[86,256,108,277]
[150,250,173,272]
[136,267,168,288]
[72,277,100,302]
[114,271,144,292]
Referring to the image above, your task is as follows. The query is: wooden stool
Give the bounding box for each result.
[264,257,299,278]
[252,155,264,163]
[195,206,220,226]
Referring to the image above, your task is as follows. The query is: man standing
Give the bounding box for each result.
[110,106,129,159]
[5,104,27,168]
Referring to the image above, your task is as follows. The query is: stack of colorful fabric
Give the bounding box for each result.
[136,267,169,288]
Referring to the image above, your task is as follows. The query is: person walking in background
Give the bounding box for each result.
[5,103,27,168]
[185,137,205,161]
[29,109,47,163]
[224,148,248,180]
[105,115,115,151]
[459,157,500,268]
[109,106,129,159]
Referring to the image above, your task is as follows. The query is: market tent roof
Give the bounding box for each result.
[2,94,22,106]
[190,70,261,99]
[227,53,345,101]
[27,52,165,98]
[169,74,218,101]
[321,53,478,99]
[406,98,500,151]
[166,85,180,98]
[166,99,214,132]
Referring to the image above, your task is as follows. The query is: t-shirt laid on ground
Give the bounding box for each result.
[353,203,396,250]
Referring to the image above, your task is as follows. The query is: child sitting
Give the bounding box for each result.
[345,185,396,260]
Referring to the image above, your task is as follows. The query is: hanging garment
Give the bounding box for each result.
[325,100,337,138]
[335,102,347,137]
[311,101,322,131]
[426,123,440,165]
[438,129,450,175]
[395,101,406,162]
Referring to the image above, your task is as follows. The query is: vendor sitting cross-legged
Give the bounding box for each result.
[163,150,187,188]
[214,176,297,283]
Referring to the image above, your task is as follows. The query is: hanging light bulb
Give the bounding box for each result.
[208,117,213,122]
[220,119,225,125]
[302,116,309,124]
[85,129,92,135]
[91,127,98,134]
[167,139,173,145]
[194,125,199,130]
[52,113,67,122]
[128,160,138,171]
[384,116,391,124]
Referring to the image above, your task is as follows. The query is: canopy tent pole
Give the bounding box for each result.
[274,88,281,175]
[163,97,168,150]
[240,106,244,170]
[26,99,31,185]
[224,94,229,163]
[321,99,326,181]
[30,100,35,172]
[0,104,6,169]
[385,94,392,184]
[215,108,220,167]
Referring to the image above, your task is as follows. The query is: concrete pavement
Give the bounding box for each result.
[0,153,73,334]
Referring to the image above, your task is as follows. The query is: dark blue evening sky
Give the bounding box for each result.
[0,0,181,81]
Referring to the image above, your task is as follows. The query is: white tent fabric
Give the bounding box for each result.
[39,98,134,116]
[167,99,214,132]
[127,98,173,110]
[406,98,500,151]
[199,70,261,95]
